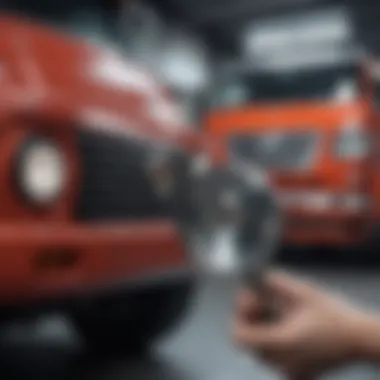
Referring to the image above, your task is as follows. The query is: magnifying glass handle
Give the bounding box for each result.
[257,286,278,323]
[242,270,278,323]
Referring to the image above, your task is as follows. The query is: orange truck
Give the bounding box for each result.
[206,59,380,251]
[0,1,226,355]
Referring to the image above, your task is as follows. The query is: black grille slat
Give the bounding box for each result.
[75,131,170,221]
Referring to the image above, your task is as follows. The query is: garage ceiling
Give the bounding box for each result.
[146,0,380,58]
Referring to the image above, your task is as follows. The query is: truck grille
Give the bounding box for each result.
[229,132,318,170]
[75,131,171,221]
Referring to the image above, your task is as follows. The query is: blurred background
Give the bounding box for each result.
[2,0,380,380]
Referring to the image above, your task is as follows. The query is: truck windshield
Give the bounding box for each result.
[212,64,360,108]
[1,0,127,50]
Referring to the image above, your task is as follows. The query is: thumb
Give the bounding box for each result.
[288,374,317,380]
[233,317,290,350]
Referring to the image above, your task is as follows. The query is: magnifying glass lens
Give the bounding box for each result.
[189,167,280,277]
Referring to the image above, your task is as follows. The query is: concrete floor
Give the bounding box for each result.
[1,267,380,380]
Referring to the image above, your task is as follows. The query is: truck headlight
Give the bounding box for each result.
[335,123,369,159]
[15,137,67,206]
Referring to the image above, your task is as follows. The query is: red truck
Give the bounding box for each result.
[0,0,216,355]
[0,0,280,356]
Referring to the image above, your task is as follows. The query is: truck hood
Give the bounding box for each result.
[0,16,192,145]
[206,102,365,135]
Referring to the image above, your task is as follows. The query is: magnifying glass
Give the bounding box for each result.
[186,162,282,321]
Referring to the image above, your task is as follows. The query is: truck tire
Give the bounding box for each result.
[71,279,193,357]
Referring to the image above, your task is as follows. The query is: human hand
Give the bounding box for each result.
[232,271,378,380]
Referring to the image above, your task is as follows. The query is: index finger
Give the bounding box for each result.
[233,315,288,351]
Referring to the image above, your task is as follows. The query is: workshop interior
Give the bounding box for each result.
[0,0,379,379]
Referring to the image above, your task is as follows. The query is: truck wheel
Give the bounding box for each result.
[71,279,193,357]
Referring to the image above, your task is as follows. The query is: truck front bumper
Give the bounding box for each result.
[283,211,366,247]
[0,220,190,304]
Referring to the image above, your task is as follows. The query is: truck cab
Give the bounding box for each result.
[205,57,380,249]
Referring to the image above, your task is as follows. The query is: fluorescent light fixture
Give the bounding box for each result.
[251,22,349,51]
[253,45,362,72]
[243,7,353,57]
